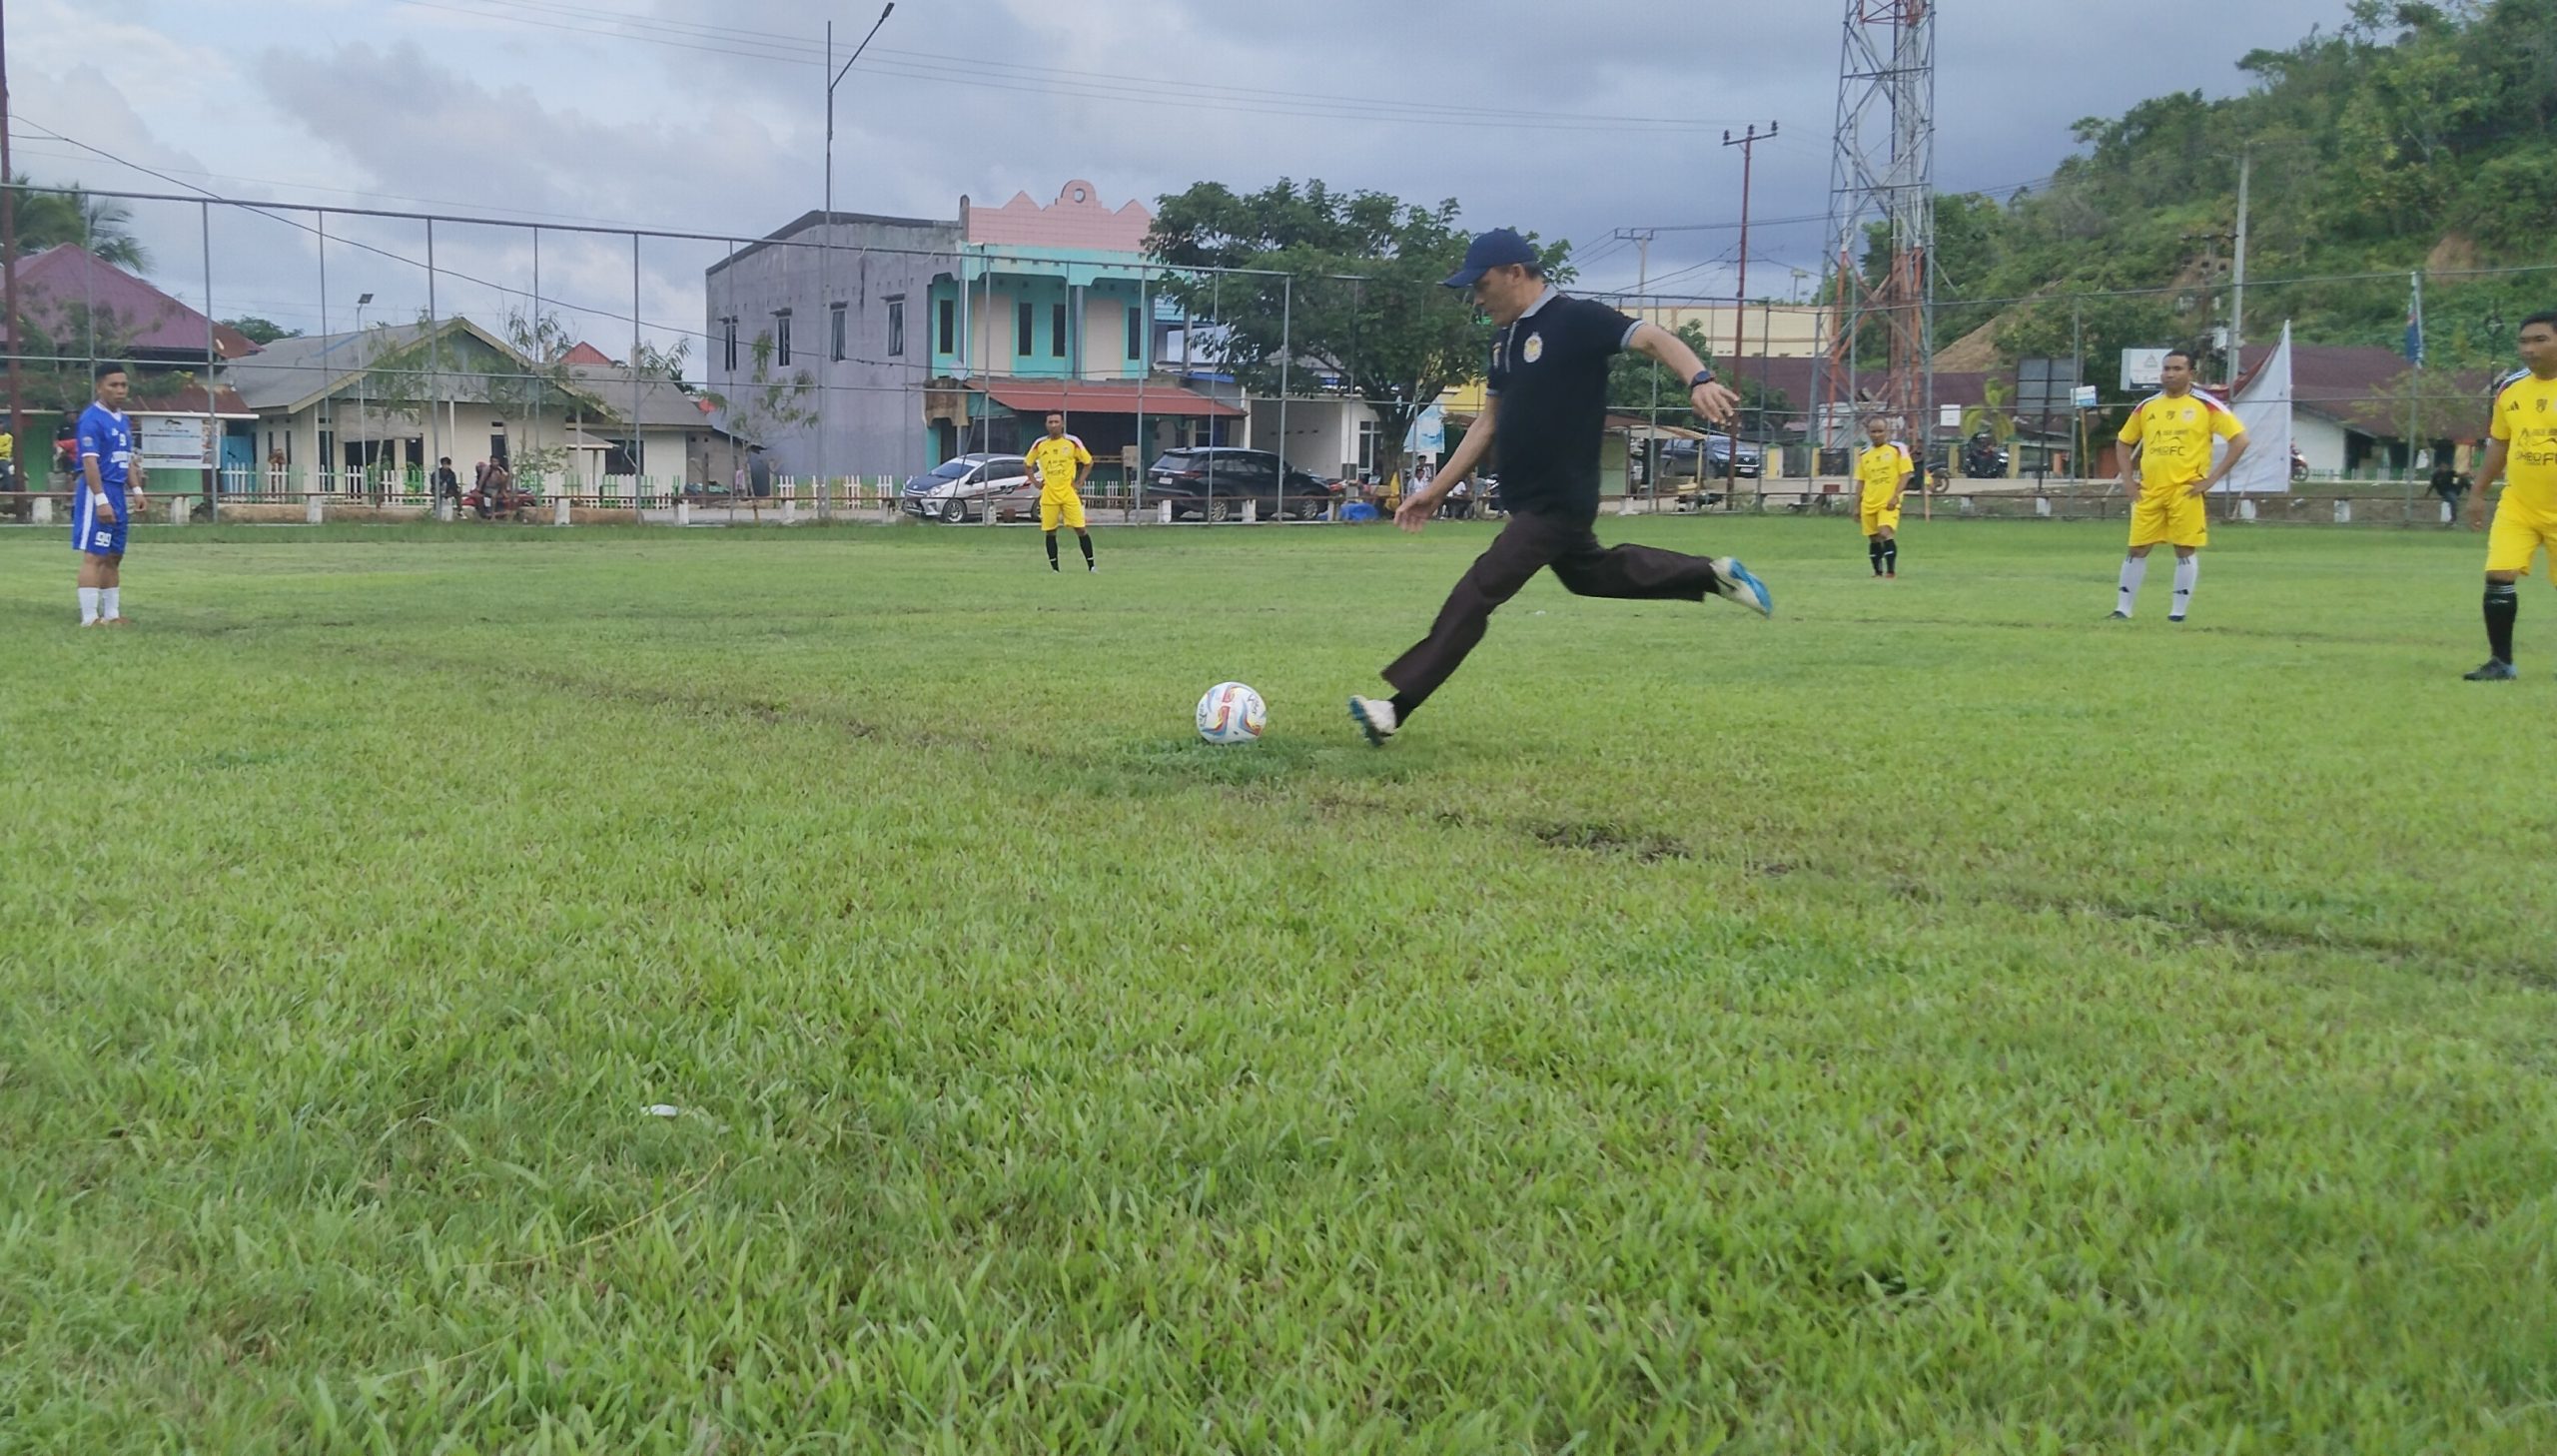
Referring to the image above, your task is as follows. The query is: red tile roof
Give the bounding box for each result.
[559,342,613,365]
[4,246,258,360]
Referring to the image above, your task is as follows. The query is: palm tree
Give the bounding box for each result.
[6,174,151,269]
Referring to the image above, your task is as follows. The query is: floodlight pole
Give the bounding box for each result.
[822,3,894,492]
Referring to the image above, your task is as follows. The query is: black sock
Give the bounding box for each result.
[1883,540,1898,573]
[2486,581,2518,663]
[1869,538,1885,574]
[1388,692,1417,723]
[1079,532,1095,564]
[1046,531,1059,569]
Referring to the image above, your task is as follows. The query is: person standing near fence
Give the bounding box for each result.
[1856,415,1914,578]
[1347,229,1772,747]
[74,363,144,627]
[2463,313,2557,681]
[1025,411,1097,573]
[2111,350,2248,622]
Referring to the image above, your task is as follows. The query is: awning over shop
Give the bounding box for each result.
[977,378,1245,419]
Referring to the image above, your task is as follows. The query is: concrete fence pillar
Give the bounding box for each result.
[305,493,324,524]
[1158,500,1174,524]
[1243,500,1259,524]
[166,497,189,525]
[2240,499,2257,521]
[2035,496,2052,517]
[31,495,53,524]
[554,496,572,527]
[675,500,691,526]
[2333,499,2352,524]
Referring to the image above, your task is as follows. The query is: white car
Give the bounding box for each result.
[902,452,1030,523]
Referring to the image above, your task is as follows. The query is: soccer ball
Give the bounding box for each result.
[1195,681,1268,744]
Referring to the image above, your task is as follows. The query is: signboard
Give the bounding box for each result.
[132,412,215,469]
[1939,404,1964,429]
[2121,349,2170,391]
[2017,359,2080,418]
[2071,384,2100,409]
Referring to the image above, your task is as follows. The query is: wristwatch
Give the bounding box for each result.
[1688,368,1717,388]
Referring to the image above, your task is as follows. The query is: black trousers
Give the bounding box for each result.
[1382,508,1721,710]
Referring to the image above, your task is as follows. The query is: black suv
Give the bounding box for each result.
[1145,447,1340,521]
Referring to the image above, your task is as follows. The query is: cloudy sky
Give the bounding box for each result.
[10,0,2353,368]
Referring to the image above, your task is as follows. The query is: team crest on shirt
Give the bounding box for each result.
[1522,333,1544,364]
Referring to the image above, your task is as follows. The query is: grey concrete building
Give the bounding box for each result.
[704,210,957,483]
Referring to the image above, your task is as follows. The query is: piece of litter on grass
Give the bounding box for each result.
[644,1104,681,1118]
[1532,610,1546,616]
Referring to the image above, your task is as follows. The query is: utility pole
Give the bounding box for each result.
[1724,121,1775,504]
[1,0,24,483]
[822,4,893,491]
[1617,227,1659,498]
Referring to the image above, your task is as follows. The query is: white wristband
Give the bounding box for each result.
[90,491,109,507]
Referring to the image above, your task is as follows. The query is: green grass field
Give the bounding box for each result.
[4,516,2554,1453]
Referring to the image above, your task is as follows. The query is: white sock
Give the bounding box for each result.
[101,587,120,621]
[2117,556,2147,615]
[2170,557,2197,618]
[78,586,101,624]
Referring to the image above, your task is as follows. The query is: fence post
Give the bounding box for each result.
[1159,500,1173,524]
[555,495,572,527]
[2334,498,2351,524]
[306,491,324,524]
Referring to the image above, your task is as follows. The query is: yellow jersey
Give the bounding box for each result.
[2490,370,2557,512]
[1856,441,1914,509]
[1026,434,1091,495]
[2119,389,2244,496]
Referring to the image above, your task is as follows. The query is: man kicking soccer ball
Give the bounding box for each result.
[2111,349,2248,622]
[1856,415,1914,577]
[1025,412,1096,573]
[2463,311,2557,681]
[1348,229,1772,747]
[74,362,144,627]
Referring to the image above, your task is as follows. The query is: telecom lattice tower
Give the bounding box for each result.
[1824,0,1937,467]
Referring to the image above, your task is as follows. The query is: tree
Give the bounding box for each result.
[1148,179,1568,475]
[5,175,150,269]
[222,316,300,347]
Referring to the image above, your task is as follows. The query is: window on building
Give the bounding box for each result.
[1357,417,1383,476]
[1127,304,1142,362]
[830,303,847,363]
[774,311,792,365]
[886,299,906,358]
[1017,301,1035,359]
[721,317,738,372]
[1052,302,1069,360]
[938,298,955,356]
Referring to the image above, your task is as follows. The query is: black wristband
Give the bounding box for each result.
[1689,369,1717,388]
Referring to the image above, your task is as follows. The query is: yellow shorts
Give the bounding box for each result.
[2130,491,2208,549]
[1859,503,1901,534]
[1039,489,1087,532]
[2486,497,2557,579]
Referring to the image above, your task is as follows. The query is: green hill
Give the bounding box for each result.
[1930,0,2557,375]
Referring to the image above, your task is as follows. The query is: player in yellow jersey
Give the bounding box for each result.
[2112,349,2249,621]
[1854,415,1914,578]
[1024,411,1096,573]
[2463,312,2557,680]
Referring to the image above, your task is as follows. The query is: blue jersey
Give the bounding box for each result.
[77,401,134,491]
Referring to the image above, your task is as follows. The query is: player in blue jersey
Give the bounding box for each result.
[74,363,144,627]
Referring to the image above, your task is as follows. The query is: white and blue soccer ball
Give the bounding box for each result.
[1195,681,1268,744]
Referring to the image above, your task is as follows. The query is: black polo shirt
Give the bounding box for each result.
[1486,288,1641,517]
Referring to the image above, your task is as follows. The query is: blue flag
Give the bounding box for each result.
[2404,273,2425,366]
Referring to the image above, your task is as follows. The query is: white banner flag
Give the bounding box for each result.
[2219,323,2295,494]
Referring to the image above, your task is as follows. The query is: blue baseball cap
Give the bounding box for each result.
[1442,228,1537,289]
